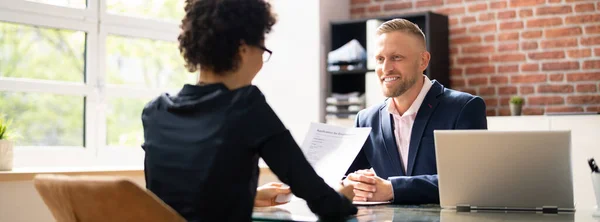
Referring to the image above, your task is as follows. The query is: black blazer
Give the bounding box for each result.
[142,83,356,222]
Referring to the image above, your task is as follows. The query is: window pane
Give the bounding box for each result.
[26,0,86,8]
[106,0,184,22]
[0,22,85,82]
[0,92,84,146]
[106,35,195,89]
[106,97,146,147]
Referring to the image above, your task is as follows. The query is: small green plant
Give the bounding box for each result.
[509,96,524,105]
[0,116,11,140]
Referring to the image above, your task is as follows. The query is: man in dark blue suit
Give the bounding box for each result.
[343,19,487,204]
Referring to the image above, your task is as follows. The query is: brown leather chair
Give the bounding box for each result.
[33,174,186,222]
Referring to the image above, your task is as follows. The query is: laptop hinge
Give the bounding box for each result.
[541,206,558,214]
[456,204,472,212]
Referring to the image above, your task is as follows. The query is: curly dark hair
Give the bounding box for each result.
[178,0,277,75]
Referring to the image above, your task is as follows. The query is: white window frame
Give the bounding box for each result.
[0,0,188,168]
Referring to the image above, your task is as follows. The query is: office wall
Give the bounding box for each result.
[350,0,600,116]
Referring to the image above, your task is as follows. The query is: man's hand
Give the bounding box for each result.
[254,182,291,207]
[343,169,393,202]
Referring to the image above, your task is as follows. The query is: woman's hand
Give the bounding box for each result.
[254,182,292,207]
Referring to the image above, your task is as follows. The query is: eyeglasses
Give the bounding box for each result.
[257,45,272,62]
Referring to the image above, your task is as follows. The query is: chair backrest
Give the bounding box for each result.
[33,174,186,222]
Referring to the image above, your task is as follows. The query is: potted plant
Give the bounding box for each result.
[0,116,14,171]
[509,96,524,116]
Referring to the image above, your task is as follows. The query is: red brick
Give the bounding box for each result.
[416,0,443,8]
[583,60,600,70]
[536,6,573,15]
[491,76,509,84]
[451,77,466,88]
[528,51,565,60]
[450,68,463,76]
[498,10,517,20]
[586,106,600,112]
[351,7,365,14]
[457,56,489,65]
[576,83,597,92]
[582,36,600,46]
[566,14,600,24]
[596,48,600,56]
[550,73,565,82]
[487,109,498,116]
[542,61,580,71]
[567,49,592,58]
[574,3,595,12]
[492,53,526,62]
[522,30,542,39]
[450,18,459,26]
[498,43,519,52]
[500,21,524,30]
[546,106,584,113]
[491,1,507,9]
[468,3,488,12]
[511,74,547,83]
[498,65,519,73]
[461,16,477,24]
[368,5,381,13]
[521,42,538,50]
[528,96,564,105]
[567,95,600,104]
[462,45,494,54]
[548,0,561,3]
[510,0,545,7]
[469,24,497,33]
[462,88,477,95]
[478,12,496,22]
[520,86,535,94]
[523,107,545,115]
[484,35,495,42]
[499,86,518,94]
[586,25,600,34]
[545,27,583,38]
[466,65,495,75]
[450,47,459,55]
[498,32,519,41]
[451,36,482,45]
[351,0,370,4]
[566,72,600,82]
[383,2,412,11]
[484,97,499,107]
[468,77,489,86]
[537,84,574,93]
[446,0,462,3]
[527,18,563,28]
[519,9,533,18]
[437,7,466,15]
[521,63,539,72]
[499,107,511,116]
[541,38,578,49]
[478,86,496,96]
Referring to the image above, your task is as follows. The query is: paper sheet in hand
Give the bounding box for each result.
[299,122,371,189]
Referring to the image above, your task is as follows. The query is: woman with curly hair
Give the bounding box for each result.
[140,0,357,221]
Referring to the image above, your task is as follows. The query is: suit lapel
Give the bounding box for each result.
[380,102,404,176]
[407,81,444,176]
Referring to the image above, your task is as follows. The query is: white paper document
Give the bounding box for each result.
[300,122,371,189]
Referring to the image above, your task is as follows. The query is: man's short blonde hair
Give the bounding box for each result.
[376,18,426,47]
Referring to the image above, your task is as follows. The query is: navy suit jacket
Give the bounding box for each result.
[346,80,487,204]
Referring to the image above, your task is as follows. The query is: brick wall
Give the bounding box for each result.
[350,0,600,116]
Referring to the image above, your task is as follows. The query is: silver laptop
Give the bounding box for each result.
[434,130,574,213]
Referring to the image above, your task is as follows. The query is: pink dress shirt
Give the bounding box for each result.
[386,75,433,174]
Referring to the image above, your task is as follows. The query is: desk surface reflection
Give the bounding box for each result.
[252,200,600,222]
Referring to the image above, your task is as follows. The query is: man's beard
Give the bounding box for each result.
[382,73,419,98]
